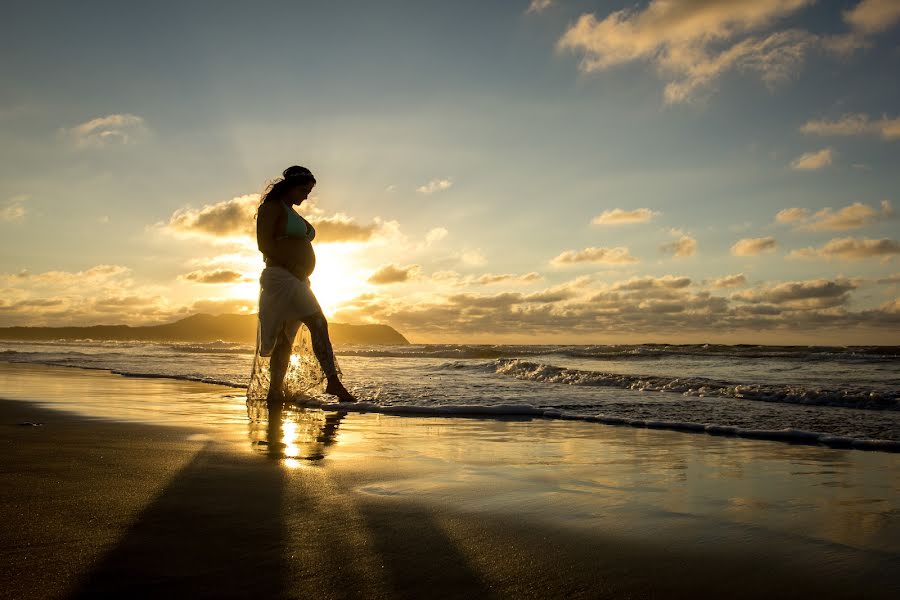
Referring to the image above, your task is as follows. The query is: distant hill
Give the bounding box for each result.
[0,313,409,345]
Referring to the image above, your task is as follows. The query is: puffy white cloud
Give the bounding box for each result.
[790,147,833,170]
[557,0,816,103]
[800,113,900,140]
[551,246,638,265]
[731,236,777,256]
[591,208,659,225]
[64,113,147,147]
[416,178,453,194]
[789,237,900,260]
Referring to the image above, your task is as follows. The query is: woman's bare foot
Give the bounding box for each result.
[325,376,356,403]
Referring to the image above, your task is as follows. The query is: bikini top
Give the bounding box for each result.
[277,201,316,242]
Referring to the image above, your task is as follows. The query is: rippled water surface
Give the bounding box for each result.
[1,340,898,445]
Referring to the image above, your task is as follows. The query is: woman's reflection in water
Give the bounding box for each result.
[247,399,346,463]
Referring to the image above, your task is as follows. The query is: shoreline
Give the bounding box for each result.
[1,364,899,598]
[1,359,899,452]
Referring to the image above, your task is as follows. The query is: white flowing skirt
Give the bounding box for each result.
[247,267,336,400]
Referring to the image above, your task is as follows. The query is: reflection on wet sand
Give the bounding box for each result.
[247,399,346,464]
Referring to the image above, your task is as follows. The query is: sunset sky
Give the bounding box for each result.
[1,0,898,344]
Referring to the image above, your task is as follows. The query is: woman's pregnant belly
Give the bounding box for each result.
[276,237,316,279]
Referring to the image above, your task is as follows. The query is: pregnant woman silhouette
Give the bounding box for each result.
[254,165,355,403]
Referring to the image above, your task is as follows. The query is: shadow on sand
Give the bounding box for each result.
[68,400,494,599]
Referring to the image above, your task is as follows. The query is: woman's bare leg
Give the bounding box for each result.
[267,331,292,400]
[300,312,356,402]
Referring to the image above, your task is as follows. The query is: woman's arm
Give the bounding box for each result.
[256,202,295,268]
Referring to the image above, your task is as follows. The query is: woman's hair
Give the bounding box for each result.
[259,165,316,206]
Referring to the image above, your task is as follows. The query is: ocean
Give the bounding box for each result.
[1,340,898,450]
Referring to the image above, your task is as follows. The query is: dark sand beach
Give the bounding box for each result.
[2,363,899,599]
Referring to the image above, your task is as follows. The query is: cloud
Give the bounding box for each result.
[790,147,833,170]
[611,275,691,290]
[659,231,697,257]
[800,113,900,140]
[187,298,256,316]
[311,213,383,243]
[0,194,28,222]
[591,208,659,225]
[425,227,449,244]
[557,0,816,103]
[732,278,856,309]
[368,264,421,285]
[416,178,453,194]
[163,194,259,240]
[160,194,389,244]
[709,273,747,288]
[551,246,638,265]
[826,0,900,52]
[333,275,897,342]
[731,236,777,256]
[789,237,900,260]
[470,272,542,285]
[783,200,893,231]
[179,269,247,284]
[64,113,147,147]
[526,0,554,14]
[3,264,131,286]
[460,249,487,266]
[775,207,810,223]
[843,0,900,34]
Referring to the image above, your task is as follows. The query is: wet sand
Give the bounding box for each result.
[1,363,899,599]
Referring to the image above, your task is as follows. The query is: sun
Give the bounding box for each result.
[226,245,366,318]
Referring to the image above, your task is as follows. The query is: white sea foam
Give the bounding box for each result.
[276,397,900,452]
[492,358,899,411]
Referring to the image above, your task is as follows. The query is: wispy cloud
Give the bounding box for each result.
[591,208,659,225]
[551,246,638,265]
[557,0,816,103]
[179,269,248,284]
[425,227,448,244]
[790,147,833,170]
[526,0,554,14]
[416,178,453,194]
[731,236,777,256]
[778,200,894,231]
[0,194,28,222]
[64,113,147,148]
[800,113,900,140]
[789,237,900,260]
